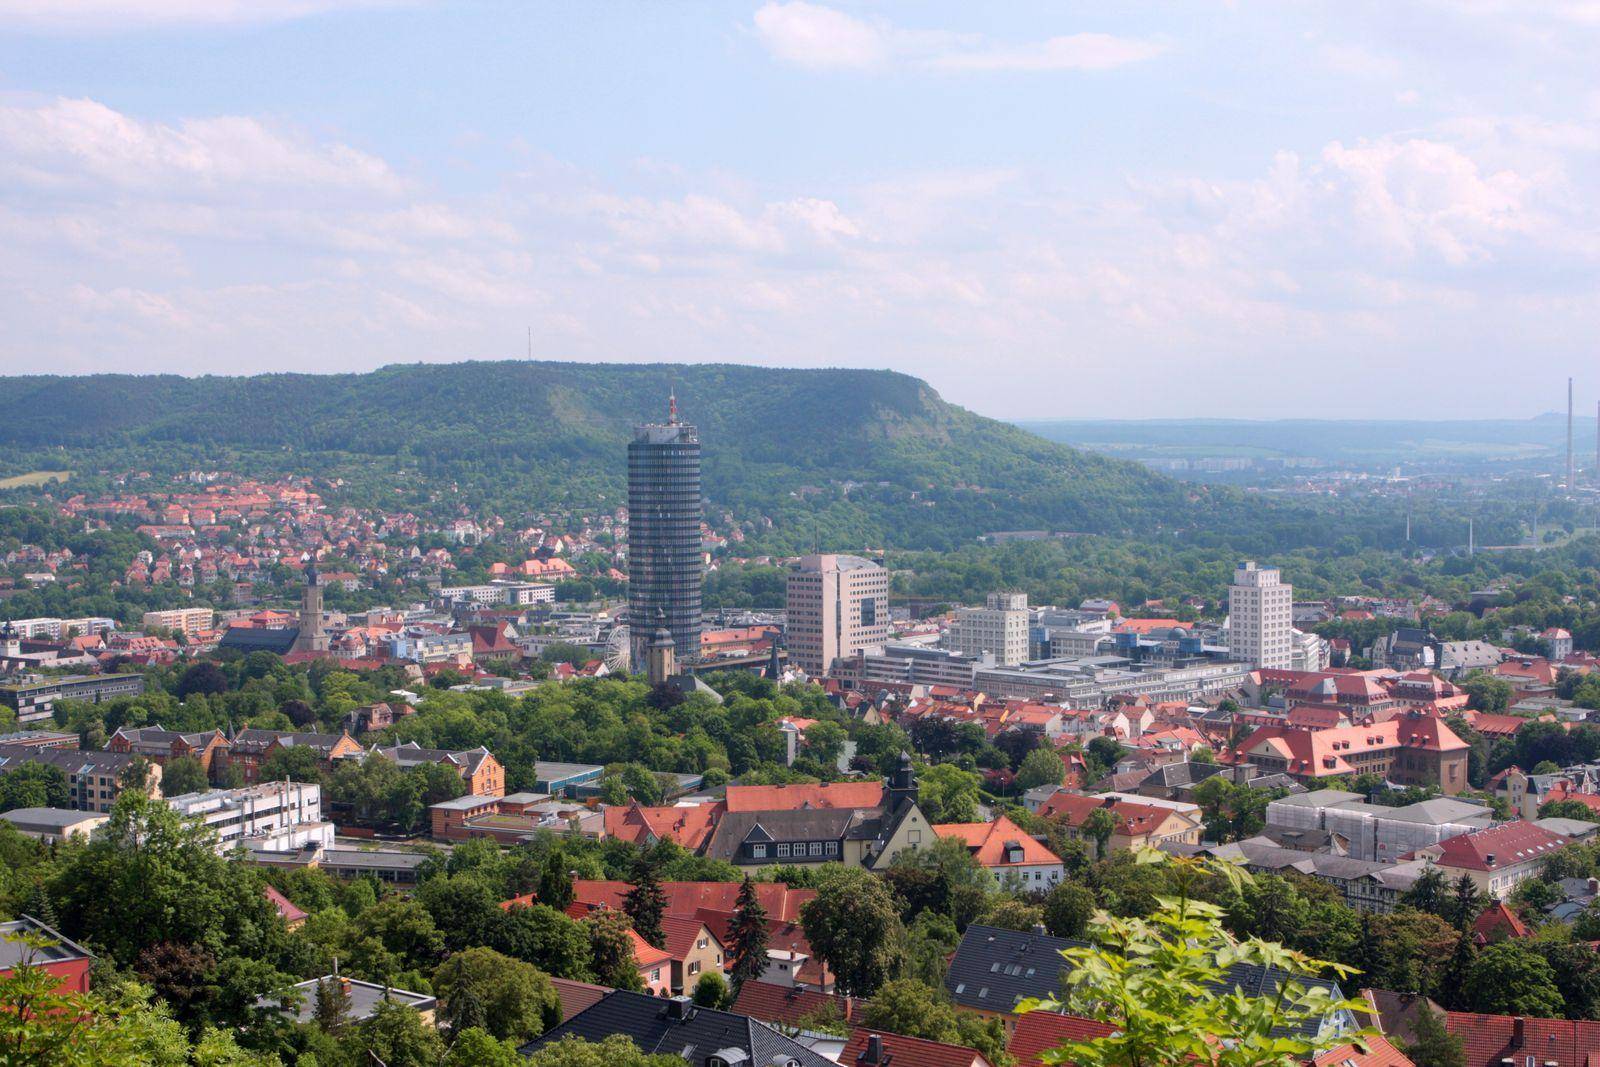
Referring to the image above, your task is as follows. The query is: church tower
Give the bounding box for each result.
[292,556,328,653]
[647,609,676,688]
[887,750,918,811]
[0,620,20,660]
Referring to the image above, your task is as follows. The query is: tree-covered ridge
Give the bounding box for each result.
[0,361,1278,551]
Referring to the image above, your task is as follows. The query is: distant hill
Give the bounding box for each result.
[0,361,1298,552]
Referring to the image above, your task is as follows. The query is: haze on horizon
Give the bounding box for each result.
[0,1,1596,422]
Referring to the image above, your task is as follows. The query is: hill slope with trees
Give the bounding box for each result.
[0,360,1318,552]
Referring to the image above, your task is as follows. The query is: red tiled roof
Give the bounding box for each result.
[1008,1011,1116,1067]
[602,802,722,851]
[841,1028,989,1067]
[1422,820,1568,871]
[263,885,306,925]
[1036,793,1187,837]
[1314,1034,1415,1067]
[626,927,672,969]
[1231,713,1468,777]
[1472,900,1531,944]
[657,915,720,961]
[723,781,886,812]
[731,980,859,1028]
[933,815,1063,869]
[1446,1011,1600,1067]
[569,879,816,924]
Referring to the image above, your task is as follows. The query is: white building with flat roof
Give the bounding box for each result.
[167,780,332,853]
[947,592,1030,666]
[1229,561,1294,669]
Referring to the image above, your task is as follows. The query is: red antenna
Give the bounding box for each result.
[668,390,678,422]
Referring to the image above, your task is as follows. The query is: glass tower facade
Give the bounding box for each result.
[627,408,702,669]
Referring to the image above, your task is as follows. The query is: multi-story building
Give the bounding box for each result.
[221,729,365,784]
[368,741,505,797]
[167,780,333,852]
[0,744,164,812]
[785,554,889,676]
[108,727,230,776]
[1230,713,1471,794]
[833,643,986,690]
[1229,561,1294,669]
[437,581,554,606]
[141,607,216,637]
[947,592,1030,666]
[0,673,146,725]
[627,398,702,669]
[1410,820,1569,899]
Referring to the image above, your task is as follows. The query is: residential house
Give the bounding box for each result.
[1408,820,1569,899]
[368,741,504,797]
[1036,793,1203,854]
[932,815,1065,888]
[519,990,837,1066]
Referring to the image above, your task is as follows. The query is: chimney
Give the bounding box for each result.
[664,995,697,1022]
[1512,1016,1526,1047]
[857,1033,892,1066]
[1032,923,1048,936]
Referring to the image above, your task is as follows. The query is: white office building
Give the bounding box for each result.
[167,780,333,853]
[1228,561,1294,670]
[947,592,1030,666]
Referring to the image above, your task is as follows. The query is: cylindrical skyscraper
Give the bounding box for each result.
[627,395,702,670]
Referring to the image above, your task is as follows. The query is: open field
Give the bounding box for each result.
[0,470,71,489]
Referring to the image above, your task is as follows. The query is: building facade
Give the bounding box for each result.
[785,553,889,676]
[947,592,1030,666]
[1229,561,1294,669]
[627,399,703,669]
[0,673,146,726]
[141,607,216,637]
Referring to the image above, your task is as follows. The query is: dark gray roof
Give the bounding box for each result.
[704,808,870,861]
[520,990,835,1067]
[0,915,94,970]
[0,744,138,777]
[261,976,435,1024]
[218,627,299,654]
[944,924,1347,1039]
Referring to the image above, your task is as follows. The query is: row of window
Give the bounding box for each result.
[749,840,840,860]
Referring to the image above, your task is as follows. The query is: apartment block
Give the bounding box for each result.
[1229,561,1294,669]
[141,607,216,637]
[785,554,889,676]
[947,592,1030,666]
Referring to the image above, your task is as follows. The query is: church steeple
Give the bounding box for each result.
[887,750,917,810]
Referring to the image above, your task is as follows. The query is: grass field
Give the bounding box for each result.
[0,470,72,489]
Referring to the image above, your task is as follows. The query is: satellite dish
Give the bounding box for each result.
[604,625,631,674]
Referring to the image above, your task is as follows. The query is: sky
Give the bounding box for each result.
[0,2,1597,420]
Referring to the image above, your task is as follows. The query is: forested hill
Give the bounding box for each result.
[0,361,1306,552]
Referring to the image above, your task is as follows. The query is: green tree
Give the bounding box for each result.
[538,851,576,911]
[1445,874,1484,932]
[859,978,1009,1067]
[1044,881,1097,939]
[525,1033,687,1066]
[1082,807,1118,860]
[692,971,730,1009]
[346,998,446,1067]
[1460,941,1564,1017]
[918,763,983,823]
[258,745,324,784]
[985,897,1046,933]
[584,909,644,992]
[1401,868,1448,916]
[312,977,351,1036]
[623,859,668,949]
[159,755,211,796]
[0,762,71,812]
[801,867,906,998]
[1022,850,1368,1067]
[1461,673,1513,713]
[1017,747,1067,790]
[433,946,561,1044]
[728,876,770,993]
[445,1027,524,1067]
[497,903,594,981]
[1403,1006,1465,1067]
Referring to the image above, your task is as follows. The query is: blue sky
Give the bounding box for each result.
[1,1,1597,419]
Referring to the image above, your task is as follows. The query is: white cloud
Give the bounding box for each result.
[751,2,1162,74]
[752,1,890,69]
[0,0,416,31]
[0,97,403,196]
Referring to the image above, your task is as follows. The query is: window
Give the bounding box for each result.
[777,843,790,858]
[809,842,823,857]
[751,844,767,859]
[825,841,838,856]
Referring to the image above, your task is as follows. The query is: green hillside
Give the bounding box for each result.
[0,361,1291,552]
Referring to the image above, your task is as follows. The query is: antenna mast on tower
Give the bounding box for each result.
[1568,377,1575,491]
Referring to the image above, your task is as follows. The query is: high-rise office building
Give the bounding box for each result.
[947,592,1030,665]
[628,396,702,669]
[785,554,889,676]
[1228,561,1293,669]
